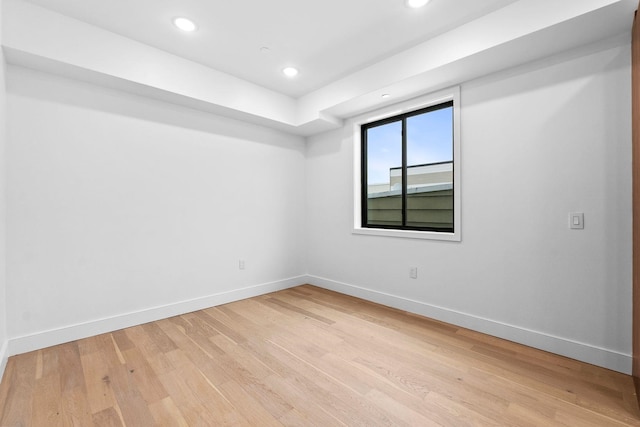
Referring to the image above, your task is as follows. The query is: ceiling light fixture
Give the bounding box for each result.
[405,0,430,8]
[173,17,197,32]
[282,67,299,78]
[381,94,391,99]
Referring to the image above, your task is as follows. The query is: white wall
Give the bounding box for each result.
[1,31,633,376]
[306,42,633,373]
[6,66,307,353]
[0,0,9,379]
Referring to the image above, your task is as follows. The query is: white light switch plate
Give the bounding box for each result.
[569,212,584,229]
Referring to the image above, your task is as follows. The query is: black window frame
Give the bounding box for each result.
[360,100,455,233]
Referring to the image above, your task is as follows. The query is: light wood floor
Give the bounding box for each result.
[1,285,639,426]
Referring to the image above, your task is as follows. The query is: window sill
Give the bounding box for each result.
[352,227,461,242]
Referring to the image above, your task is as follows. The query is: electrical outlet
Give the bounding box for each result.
[239,259,245,270]
[410,267,418,279]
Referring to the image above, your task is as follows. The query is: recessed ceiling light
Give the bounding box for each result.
[405,0,430,8]
[282,67,299,78]
[173,17,197,32]
[381,94,391,99]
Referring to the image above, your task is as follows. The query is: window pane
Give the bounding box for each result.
[406,106,454,231]
[366,121,402,227]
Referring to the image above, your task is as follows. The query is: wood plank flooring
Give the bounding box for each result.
[1,284,639,426]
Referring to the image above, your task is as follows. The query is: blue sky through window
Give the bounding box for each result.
[366,106,453,185]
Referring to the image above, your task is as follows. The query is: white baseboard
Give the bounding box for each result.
[0,340,8,383]
[8,276,305,357]
[7,274,631,375]
[307,275,632,374]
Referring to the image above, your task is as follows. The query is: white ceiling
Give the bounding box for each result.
[20,0,518,98]
[3,0,637,135]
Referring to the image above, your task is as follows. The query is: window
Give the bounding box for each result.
[353,88,460,241]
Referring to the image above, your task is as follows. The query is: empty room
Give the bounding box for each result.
[1,0,640,425]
